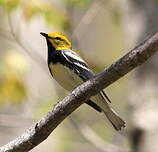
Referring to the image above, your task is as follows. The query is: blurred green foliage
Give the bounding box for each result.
[0,0,92,30]
[0,51,27,105]
[0,0,70,30]
[62,0,91,8]
[0,73,26,105]
[22,1,70,30]
[0,0,20,12]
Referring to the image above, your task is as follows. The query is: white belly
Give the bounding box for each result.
[49,63,83,91]
[49,63,109,110]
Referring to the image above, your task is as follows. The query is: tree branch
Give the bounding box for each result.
[0,32,158,152]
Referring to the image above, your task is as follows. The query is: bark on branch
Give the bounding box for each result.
[0,32,158,152]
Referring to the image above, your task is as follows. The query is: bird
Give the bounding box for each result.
[40,32,125,130]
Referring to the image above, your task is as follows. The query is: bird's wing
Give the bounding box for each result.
[62,49,111,102]
[62,49,94,81]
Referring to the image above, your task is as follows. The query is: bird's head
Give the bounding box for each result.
[40,32,71,50]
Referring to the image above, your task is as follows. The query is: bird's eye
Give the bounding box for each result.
[54,37,62,40]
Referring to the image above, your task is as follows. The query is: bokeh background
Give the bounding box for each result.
[0,0,158,152]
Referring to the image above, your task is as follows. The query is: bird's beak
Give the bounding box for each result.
[40,32,49,38]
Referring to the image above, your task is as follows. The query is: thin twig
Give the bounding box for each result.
[7,13,47,72]
[0,29,15,42]
[72,1,101,38]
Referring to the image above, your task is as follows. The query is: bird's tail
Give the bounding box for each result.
[103,108,125,130]
[91,93,125,131]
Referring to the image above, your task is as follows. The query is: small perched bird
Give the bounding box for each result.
[40,32,125,130]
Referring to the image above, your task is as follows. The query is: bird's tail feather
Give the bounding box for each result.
[103,108,125,131]
[92,93,125,131]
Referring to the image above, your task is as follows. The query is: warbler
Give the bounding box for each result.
[40,32,125,130]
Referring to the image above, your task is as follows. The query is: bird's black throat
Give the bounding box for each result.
[46,39,65,65]
[46,39,57,64]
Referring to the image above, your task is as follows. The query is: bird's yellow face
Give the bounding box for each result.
[41,32,71,50]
